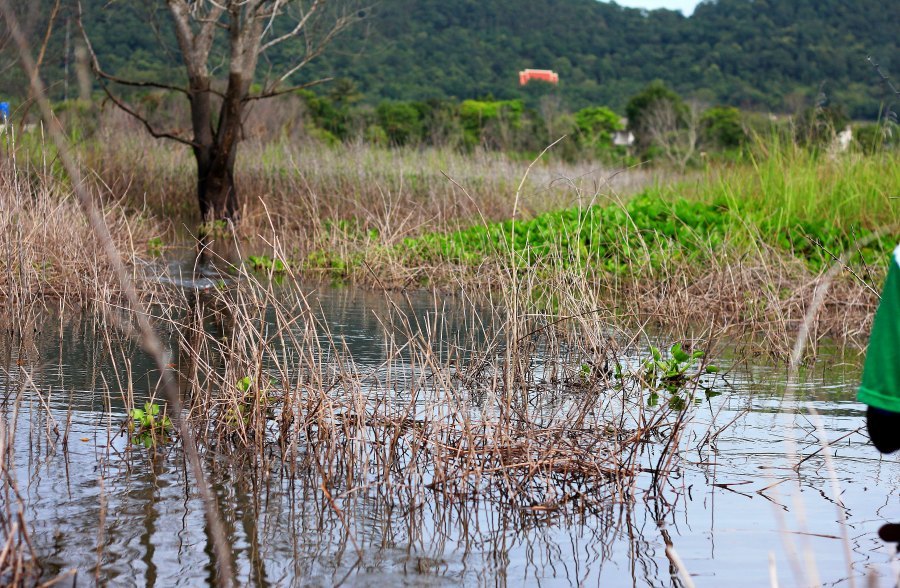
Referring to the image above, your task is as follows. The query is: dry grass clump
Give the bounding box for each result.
[320,209,881,358]
[82,108,661,248]
[117,248,728,516]
[0,144,162,319]
[615,255,880,356]
[0,490,41,586]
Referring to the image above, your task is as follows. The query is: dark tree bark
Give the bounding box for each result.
[81,0,360,228]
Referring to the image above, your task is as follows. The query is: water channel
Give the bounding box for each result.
[1,279,897,587]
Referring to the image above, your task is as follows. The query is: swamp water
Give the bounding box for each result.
[1,282,898,587]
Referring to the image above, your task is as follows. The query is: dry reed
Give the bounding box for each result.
[0,137,161,314]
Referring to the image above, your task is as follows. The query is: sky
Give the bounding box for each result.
[605,0,703,15]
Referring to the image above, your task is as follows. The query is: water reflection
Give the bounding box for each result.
[0,283,897,587]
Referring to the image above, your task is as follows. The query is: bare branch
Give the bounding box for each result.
[259,0,321,53]
[166,0,199,74]
[260,0,288,42]
[99,83,199,147]
[34,0,61,74]
[166,0,225,80]
[644,99,702,172]
[73,5,197,146]
[242,76,332,101]
[270,9,359,89]
[76,3,204,97]
[96,70,191,95]
[14,0,63,129]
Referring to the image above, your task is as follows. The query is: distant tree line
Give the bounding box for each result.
[1,0,896,121]
[280,80,896,166]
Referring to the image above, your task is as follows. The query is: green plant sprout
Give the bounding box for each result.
[129,402,174,448]
[247,255,287,273]
[226,376,277,427]
[641,343,720,409]
[146,236,164,257]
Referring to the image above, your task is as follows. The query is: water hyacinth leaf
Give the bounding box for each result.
[706,365,720,373]
[671,343,690,363]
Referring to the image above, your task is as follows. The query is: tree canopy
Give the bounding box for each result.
[1,0,896,119]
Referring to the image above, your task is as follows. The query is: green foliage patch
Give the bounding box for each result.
[394,192,892,274]
[247,255,287,273]
[129,402,174,448]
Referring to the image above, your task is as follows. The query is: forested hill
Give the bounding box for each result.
[312,0,897,117]
[4,0,898,118]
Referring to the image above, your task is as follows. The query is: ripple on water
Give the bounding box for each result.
[1,286,897,587]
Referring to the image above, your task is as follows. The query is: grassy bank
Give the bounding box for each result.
[4,114,898,351]
[294,141,896,352]
[80,109,662,245]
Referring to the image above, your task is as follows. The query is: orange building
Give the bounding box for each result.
[518,69,559,85]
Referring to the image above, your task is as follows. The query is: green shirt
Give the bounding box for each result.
[858,244,900,412]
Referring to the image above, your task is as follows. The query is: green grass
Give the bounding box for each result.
[390,192,893,274]
[369,142,898,276]
[686,140,897,231]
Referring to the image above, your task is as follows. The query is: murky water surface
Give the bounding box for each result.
[1,284,897,587]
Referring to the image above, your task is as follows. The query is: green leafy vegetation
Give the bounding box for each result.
[5,0,894,119]
[247,255,287,273]
[225,376,276,428]
[640,344,721,409]
[378,139,897,276]
[574,106,625,158]
[129,402,174,448]
[146,237,164,257]
[393,192,892,274]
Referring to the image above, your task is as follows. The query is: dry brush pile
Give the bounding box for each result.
[123,259,731,518]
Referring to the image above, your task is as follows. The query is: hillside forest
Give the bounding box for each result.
[0,0,897,120]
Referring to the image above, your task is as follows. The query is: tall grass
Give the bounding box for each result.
[130,243,730,512]
[671,138,898,230]
[80,108,663,244]
[315,137,894,353]
[0,139,162,317]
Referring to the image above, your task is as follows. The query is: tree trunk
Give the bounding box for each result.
[194,143,240,265]
[196,145,239,223]
[193,72,245,226]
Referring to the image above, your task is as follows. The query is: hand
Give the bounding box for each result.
[867,406,900,454]
[879,524,900,546]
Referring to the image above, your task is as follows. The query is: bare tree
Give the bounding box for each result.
[80,0,363,227]
[644,99,703,173]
